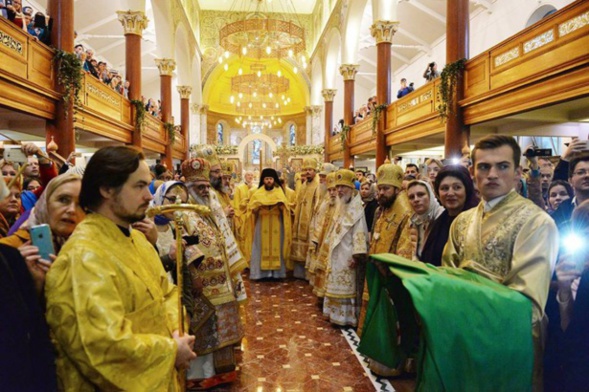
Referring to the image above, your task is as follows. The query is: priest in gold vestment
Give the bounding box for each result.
[291,157,321,279]
[45,146,195,391]
[247,168,292,279]
[234,170,254,263]
[311,172,338,297]
[442,135,559,390]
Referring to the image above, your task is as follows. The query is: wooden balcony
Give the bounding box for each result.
[462,0,589,124]
[0,18,58,119]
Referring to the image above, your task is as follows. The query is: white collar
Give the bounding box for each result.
[483,189,514,213]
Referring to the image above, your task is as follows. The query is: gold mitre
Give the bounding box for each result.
[192,145,220,167]
[302,157,318,170]
[377,163,403,188]
[221,160,235,177]
[326,172,337,189]
[181,158,210,183]
[335,169,356,189]
[320,162,337,176]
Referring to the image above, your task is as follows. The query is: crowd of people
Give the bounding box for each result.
[1,0,51,44]
[73,44,131,99]
[1,134,587,391]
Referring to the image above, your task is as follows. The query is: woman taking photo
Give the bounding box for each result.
[419,165,479,266]
[0,173,84,294]
[407,180,444,262]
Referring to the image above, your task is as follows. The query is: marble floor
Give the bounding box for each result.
[210,275,416,391]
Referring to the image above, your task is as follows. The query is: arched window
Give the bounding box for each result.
[289,124,296,146]
[252,139,261,164]
[217,123,224,144]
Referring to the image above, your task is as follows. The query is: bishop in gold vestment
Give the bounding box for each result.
[291,157,321,279]
[247,168,292,279]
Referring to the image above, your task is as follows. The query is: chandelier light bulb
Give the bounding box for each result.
[223,63,228,71]
[238,68,243,75]
[238,93,243,98]
[242,47,247,55]
[249,103,253,108]
[293,66,298,74]
[266,46,271,55]
[257,70,261,77]
[281,95,285,100]
[218,57,223,64]
[237,101,241,107]
[288,49,293,57]
[224,51,229,59]
[269,92,273,98]
[230,95,235,103]
[277,70,282,77]
[253,92,257,97]
[278,118,282,123]
[262,103,267,108]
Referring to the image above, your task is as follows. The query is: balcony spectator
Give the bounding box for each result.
[423,61,440,82]
[83,49,99,78]
[97,61,110,84]
[27,12,49,45]
[123,80,130,98]
[74,44,86,61]
[6,0,24,29]
[397,78,414,99]
[0,0,8,18]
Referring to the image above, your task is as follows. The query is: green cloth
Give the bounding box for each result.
[359,253,533,392]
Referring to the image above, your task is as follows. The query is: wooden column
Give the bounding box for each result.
[321,89,336,162]
[155,58,176,169]
[46,0,75,159]
[117,10,148,149]
[177,86,192,160]
[445,0,470,159]
[370,21,399,167]
[339,64,359,169]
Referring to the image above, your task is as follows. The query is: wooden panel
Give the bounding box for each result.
[28,43,54,89]
[74,109,133,143]
[350,118,373,145]
[463,55,489,98]
[386,116,444,146]
[0,77,56,119]
[0,19,28,80]
[173,131,186,159]
[82,75,124,122]
[143,137,166,154]
[144,114,166,142]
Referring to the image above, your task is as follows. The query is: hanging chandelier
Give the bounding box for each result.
[218,0,308,67]
[231,72,290,96]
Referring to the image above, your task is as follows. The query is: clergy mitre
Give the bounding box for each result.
[181,158,211,183]
[192,145,220,167]
[302,157,319,170]
[377,163,404,189]
[335,169,356,189]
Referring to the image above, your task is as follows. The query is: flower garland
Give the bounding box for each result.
[130,99,146,134]
[371,104,388,135]
[163,122,175,144]
[54,49,83,116]
[437,58,467,120]
[340,125,350,151]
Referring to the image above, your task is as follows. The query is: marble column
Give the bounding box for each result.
[46,0,75,160]
[190,103,201,146]
[309,106,323,145]
[156,58,176,169]
[117,10,148,149]
[198,104,209,144]
[445,0,470,159]
[339,64,359,168]
[321,89,337,162]
[304,106,313,145]
[177,86,192,160]
[370,20,399,167]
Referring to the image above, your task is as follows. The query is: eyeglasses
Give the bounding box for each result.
[573,169,589,177]
[163,196,184,203]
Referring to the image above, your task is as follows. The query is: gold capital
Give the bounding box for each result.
[177,86,192,99]
[305,105,322,117]
[321,89,337,102]
[117,10,148,36]
[339,64,360,81]
[155,58,176,76]
[370,20,400,44]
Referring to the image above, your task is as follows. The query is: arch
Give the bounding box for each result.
[311,56,323,105]
[215,119,230,145]
[526,5,557,28]
[237,133,278,165]
[174,24,192,84]
[341,0,368,64]
[149,0,174,58]
[323,28,342,89]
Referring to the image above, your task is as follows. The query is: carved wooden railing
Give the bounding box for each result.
[462,0,589,124]
[0,17,58,119]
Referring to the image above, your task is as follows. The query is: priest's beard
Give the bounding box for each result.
[329,195,337,206]
[334,194,352,216]
[264,184,275,191]
[222,184,232,195]
[188,187,210,207]
[378,193,397,209]
[210,176,222,190]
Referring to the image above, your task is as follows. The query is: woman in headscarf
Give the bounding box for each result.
[0,176,22,238]
[420,165,479,266]
[359,179,378,234]
[0,173,84,294]
[406,180,445,261]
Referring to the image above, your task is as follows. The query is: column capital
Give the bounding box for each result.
[177,85,192,99]
[339,64,360,81]
[192,104,209,115]
[370,20,400,44]
[305,105,323,117]
[321,89,337,102]
[155,58,176,76]
[117,10,148,36]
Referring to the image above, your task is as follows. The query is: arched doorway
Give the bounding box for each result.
[237,132,278,172]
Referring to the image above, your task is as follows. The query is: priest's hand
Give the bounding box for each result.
[173,330,196,369]
[132,218,158,245]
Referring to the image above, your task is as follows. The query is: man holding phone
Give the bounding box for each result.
[45,146,196,391]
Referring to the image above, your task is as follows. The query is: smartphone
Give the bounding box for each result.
[30,224,55,261]
[4,148,28,164]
